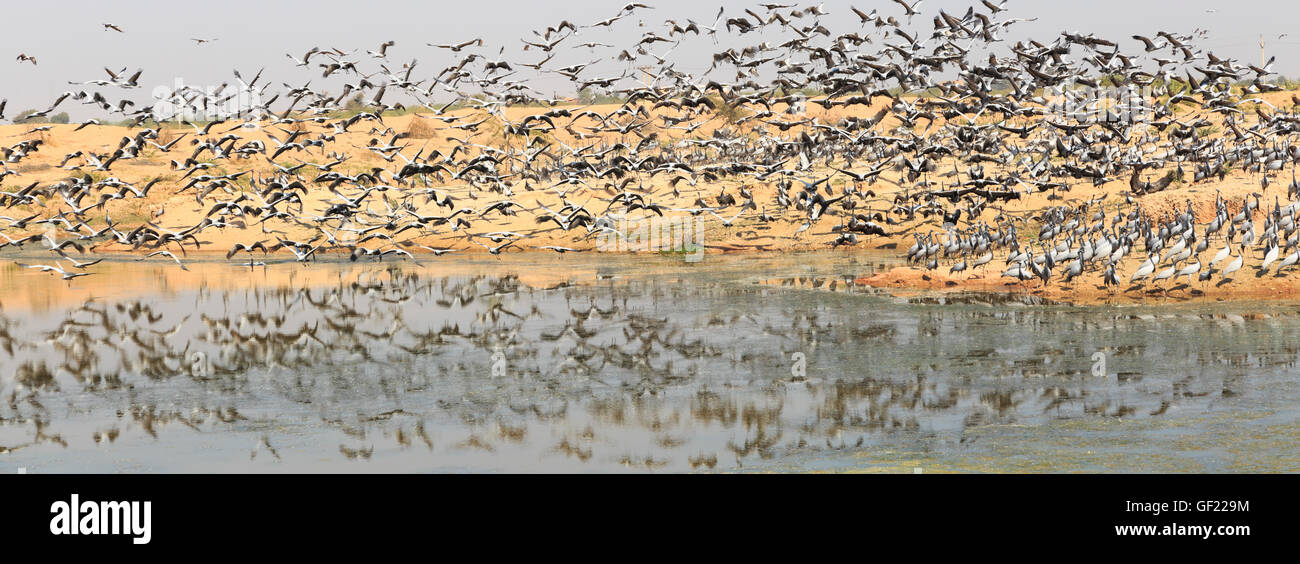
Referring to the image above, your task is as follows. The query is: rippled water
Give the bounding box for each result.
[1,252,1297,472]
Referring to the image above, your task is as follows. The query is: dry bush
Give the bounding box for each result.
[285,120,315,133]
[404,117,439,139]
[16,162,52,173]
[24,131,53,146]
[715,102,750,124]
[156,128,179,146]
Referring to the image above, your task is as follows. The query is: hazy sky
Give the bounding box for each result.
[2,0,1298,119]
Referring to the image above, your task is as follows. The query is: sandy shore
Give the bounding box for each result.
[5,89,1300,304]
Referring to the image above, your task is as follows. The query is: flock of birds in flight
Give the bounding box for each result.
[1,1,1300,296]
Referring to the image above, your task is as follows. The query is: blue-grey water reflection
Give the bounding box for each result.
[1,252,1297,472]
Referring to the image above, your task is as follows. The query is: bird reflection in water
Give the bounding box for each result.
[1,262,1298,472]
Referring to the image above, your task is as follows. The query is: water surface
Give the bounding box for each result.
[1,252,1297,472]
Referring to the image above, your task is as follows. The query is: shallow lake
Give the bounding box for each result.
[1,252,1297,472]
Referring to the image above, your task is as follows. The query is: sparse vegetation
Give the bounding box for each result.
[12,109,68,124]
[710,96,749,124]
[403,117,440,139]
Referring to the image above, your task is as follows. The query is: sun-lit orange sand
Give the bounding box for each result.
[4,88,1300,305]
